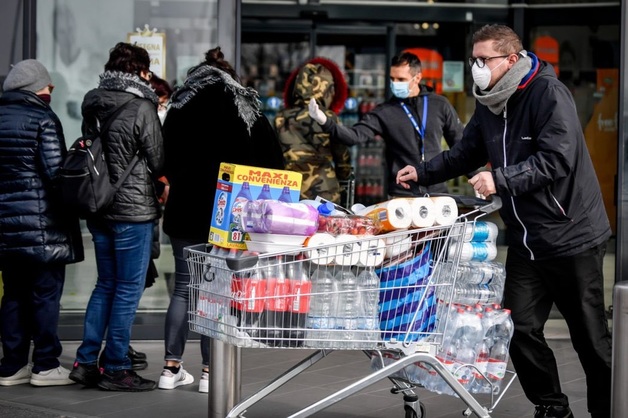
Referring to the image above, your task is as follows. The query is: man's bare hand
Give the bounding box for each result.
[468,171,496,199]
[396,165,418,190]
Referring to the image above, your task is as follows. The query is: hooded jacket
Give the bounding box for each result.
[416,58,610,260]
[0,90,84,266]
[321,84,464,196]
[163,64,284,242]
[80,71,164,222]
[275,57,352,203]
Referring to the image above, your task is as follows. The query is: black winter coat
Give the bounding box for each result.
[163,82,284,242]
[322,86,464,196]
[0,90,84,266]
[417,60,611,260]
[81,89,164,222]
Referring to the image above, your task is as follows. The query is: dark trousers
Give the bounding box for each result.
[0,264,65,375]
[164,237,210,367]
[503,242,611,416]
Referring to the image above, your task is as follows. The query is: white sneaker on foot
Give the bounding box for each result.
[0,364,32,386]
[158,367,194,390]
[30,366,75,386]
[199,371,209,393]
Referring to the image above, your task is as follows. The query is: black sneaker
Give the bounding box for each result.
[128,345,147,361]
[534,405,574,418]
[69,362,101,387]
[129,346,148,370]
[98,369,156,392]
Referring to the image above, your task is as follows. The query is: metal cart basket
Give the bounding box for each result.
[187,196,515,418]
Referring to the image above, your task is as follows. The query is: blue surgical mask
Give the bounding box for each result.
[390,80,411,99]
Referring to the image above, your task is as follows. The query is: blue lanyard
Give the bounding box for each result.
[400,96,428,162]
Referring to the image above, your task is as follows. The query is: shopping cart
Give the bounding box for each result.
[339,173,356,209]
[187,195,514,418]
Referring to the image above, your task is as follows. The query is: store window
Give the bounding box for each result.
[35,0,219,314]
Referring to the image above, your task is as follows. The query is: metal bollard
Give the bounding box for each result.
[612,281,628,418]
[208,338,241,418]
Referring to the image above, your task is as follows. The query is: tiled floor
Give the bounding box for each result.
[0,334,594,418]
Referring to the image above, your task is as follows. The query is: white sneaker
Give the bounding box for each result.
[0,364,32,386]
[30,366,75,386]
[199,371,209,393]
[158,367,194,390]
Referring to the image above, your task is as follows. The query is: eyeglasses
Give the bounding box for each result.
[47,84,55,93]
[146,71,153,80]
[468,55,510,68]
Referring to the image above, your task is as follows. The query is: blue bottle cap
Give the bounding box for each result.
[317,202,335,216]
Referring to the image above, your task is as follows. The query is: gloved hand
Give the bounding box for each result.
[308,98,327,125]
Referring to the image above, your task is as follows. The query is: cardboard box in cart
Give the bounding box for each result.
[209,163,303,249]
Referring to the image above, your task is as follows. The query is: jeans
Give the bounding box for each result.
[0,264,65,375]
[503,242,612,416]
[164,237,210,367]
[75,219,153,372]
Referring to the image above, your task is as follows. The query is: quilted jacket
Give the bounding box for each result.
[0,90,84,266]
[81,87,164,222]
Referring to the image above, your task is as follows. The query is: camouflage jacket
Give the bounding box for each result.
[275,59,352,204]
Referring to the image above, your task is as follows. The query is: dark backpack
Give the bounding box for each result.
[60,100,140,218]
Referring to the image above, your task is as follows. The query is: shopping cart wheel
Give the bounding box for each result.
[402,393,425,418]
[404,402,425,418]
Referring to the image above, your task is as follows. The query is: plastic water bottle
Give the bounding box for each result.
[448,241,497,262]
[305,268,335,347]
[486,338,509,392]
[278,186,293,203]
[433,340,458,394]
[263,255,289,346]
[454,261,506,286]
[334,269,359,348]
[256,184,273,200]
[356,268,381,345]
[480,306,497,347]
[452,283,503,306]
[285,258,311,347]
[493,308,514,340]
[459,221,499,242]
[230,181,252,242]
[454,343,477,390]
[471,338,491,394]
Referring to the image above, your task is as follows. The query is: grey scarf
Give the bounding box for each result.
[98,71,159,106]
[170,64,261,134]
[473,53,532,115]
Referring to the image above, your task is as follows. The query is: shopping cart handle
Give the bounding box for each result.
[430,193,502,214]
[226,254,260,271]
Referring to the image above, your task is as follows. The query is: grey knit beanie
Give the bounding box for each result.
[3,59,52,93]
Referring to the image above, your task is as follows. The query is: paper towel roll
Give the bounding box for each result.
[406,197,436,228]
[354,199,412,233]
[384,235,413,259]
[430,196,458,226]
[304,233,337,265]
[357,238,386,267]
[334,234,361,266]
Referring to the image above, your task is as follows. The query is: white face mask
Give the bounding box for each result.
[390,80,411,98]
[158,109,167,124]
[471,57,508,91]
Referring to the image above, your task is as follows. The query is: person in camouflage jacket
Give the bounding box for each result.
[275,57,352,204]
